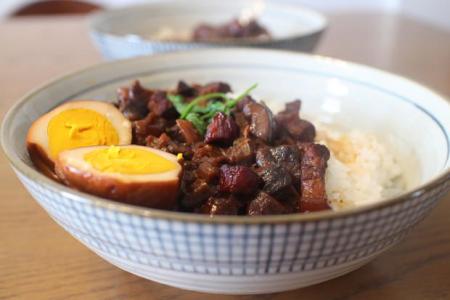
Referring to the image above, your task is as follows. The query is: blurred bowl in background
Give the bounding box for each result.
[89,0,327,60]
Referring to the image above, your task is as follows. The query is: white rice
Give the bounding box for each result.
[316,125,406,210]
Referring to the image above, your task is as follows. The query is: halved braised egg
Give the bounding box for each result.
[55,145,182,209]
[27,100,132,178]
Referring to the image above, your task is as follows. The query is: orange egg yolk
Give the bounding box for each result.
[47,108,119,159]
[84,146,177,175]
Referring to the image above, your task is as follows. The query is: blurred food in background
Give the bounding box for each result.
[88,0,327,59]
[153,18,271,42]
[192,18,270,42]
[2,0,449,34]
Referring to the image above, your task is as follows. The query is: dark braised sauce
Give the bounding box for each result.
[192,18,270,42]
[117,80,330,215]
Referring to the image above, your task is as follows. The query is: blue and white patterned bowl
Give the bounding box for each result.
[89,0,327,60]
[2,49,450,294]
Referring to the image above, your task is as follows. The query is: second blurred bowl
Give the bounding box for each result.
[89,0,327,60]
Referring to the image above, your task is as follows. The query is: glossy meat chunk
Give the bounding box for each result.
[147,90,177,118]
[197,160,220,182]
[145,133,191,155]
[199,82,232,95]
[192,143,227,164]
[276,100,315,142]
[204,112,239,145]
[248,192,287,215]
[219,165,260,195]
[235,95,256,112]
[270,145,301,185]
[180,177,215,209]
[226,137,255,164]
[256,145,301,188]
[133,113,167,145]
[243,101,276,143]
[176,119,202,144]
[117,80,151,121]
[176,80,197,97]
[299,143,330,212]
[257,166,292,195]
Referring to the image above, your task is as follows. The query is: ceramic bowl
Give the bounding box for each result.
[89,0,327,60]
[2,49,450,294]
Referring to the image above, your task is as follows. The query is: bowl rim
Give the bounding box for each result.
[88,0,328,46]
[2,48,450,224]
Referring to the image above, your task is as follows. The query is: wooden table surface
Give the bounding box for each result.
[1,13,450,300]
